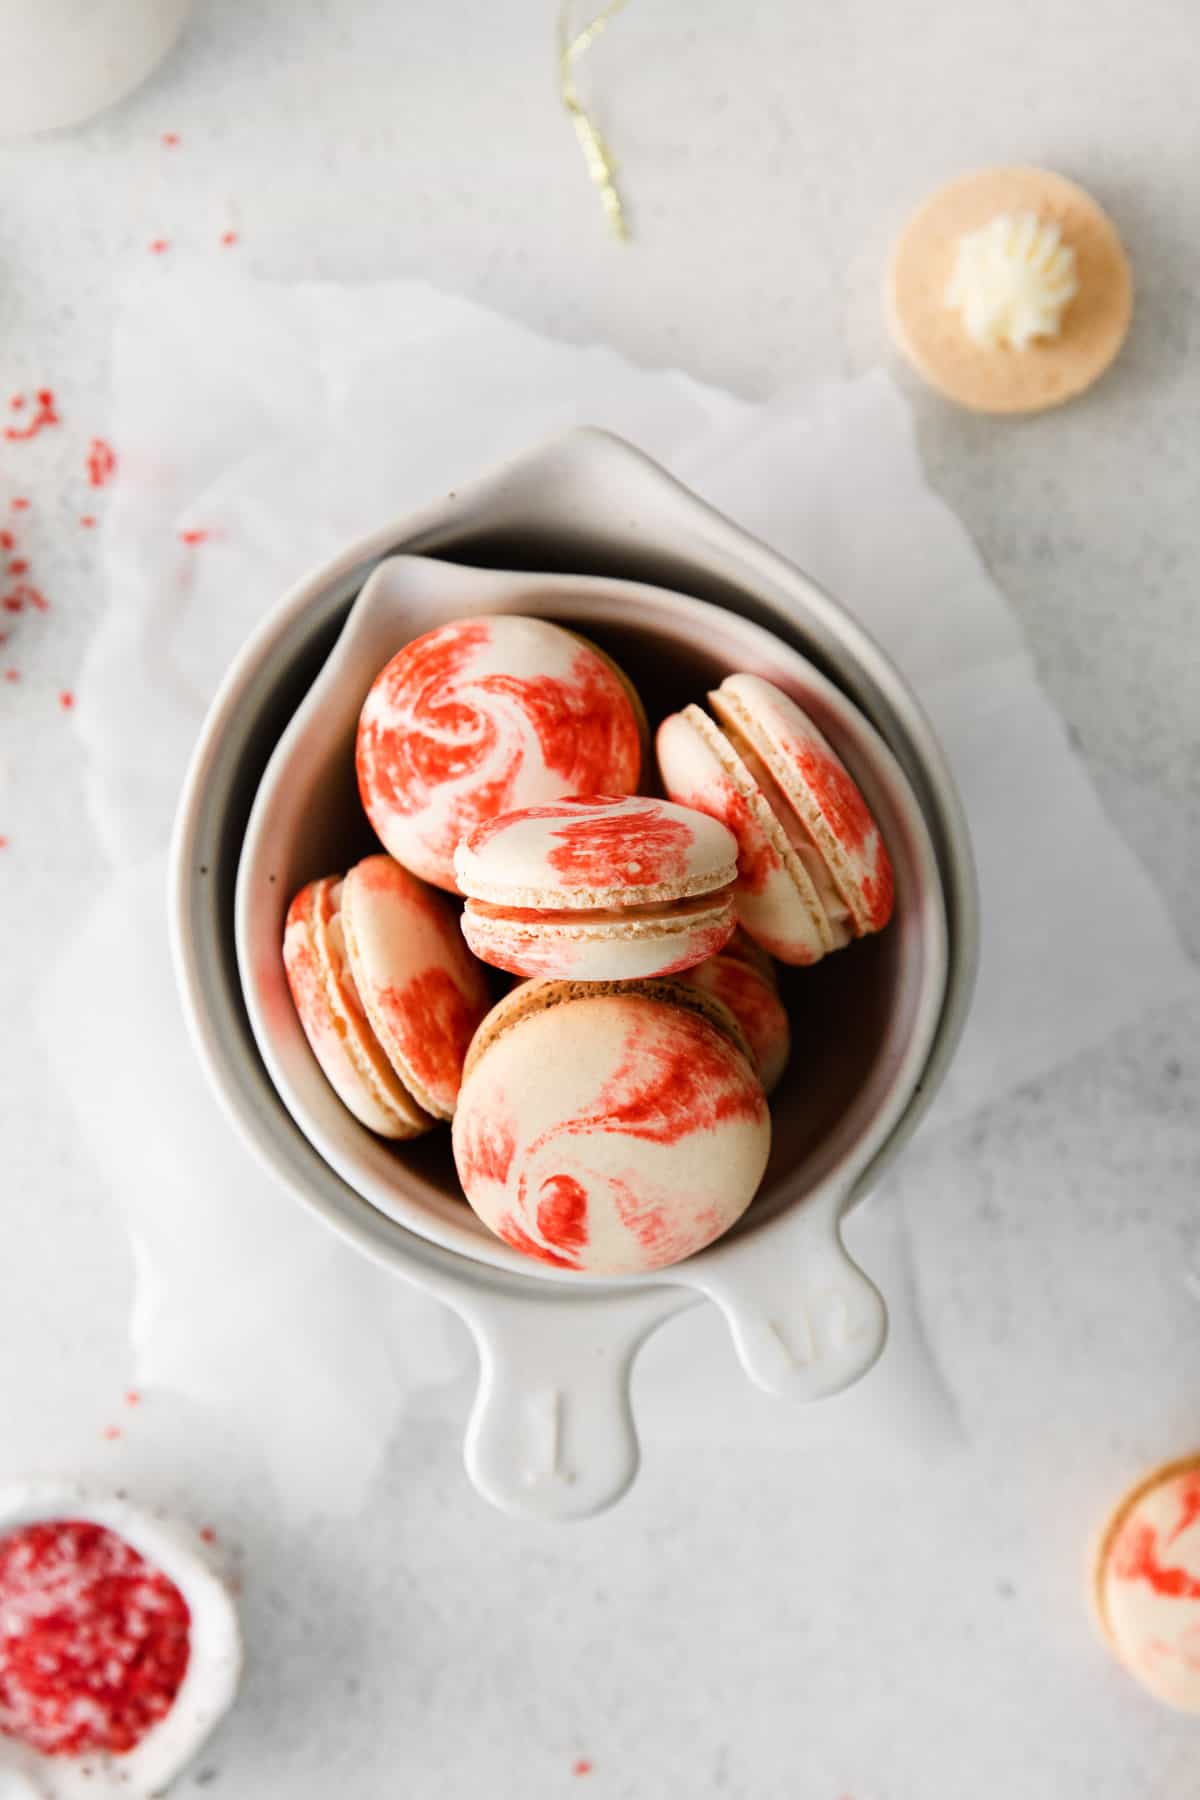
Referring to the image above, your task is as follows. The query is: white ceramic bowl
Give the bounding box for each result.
[171,429,978,1520]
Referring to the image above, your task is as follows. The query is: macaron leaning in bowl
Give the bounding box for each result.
[283,853,491,1137]
[681,937,791,1095]
[452,976,771,1274]
[454,793,740,981]
[657,672,894,964]
[356,614,647,893]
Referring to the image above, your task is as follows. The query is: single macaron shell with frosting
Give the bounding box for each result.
[283,854,491,1137]
[455,794,739,981]
[452,977,771,1275]
[356,615,645,892]
[657,673,893,963]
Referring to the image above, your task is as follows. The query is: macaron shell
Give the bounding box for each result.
[282,878,431,1138]
[356,616,644,891]
[719,925,779,982]
[713,674,894,936]
[887,166,1132,415]
[461,891,736,982]
[452,987,770,1275]
[454,793,739,910]
[656,707,833,964]
[1095,1456,1200,1711]
[682,953,791,1095]
[340,855,492,1119]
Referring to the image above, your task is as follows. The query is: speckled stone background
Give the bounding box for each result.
[1,3,1198,1795]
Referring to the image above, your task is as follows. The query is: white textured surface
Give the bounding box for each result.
[1,3,1199,1796]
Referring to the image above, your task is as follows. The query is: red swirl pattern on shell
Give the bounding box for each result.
[356,619,643,890]
[455,999,767,1272]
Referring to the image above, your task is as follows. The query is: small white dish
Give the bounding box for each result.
[0,1481,241,1798]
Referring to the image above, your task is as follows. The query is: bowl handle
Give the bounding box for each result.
[456,1286,685,1522]
[691,1184,888,1399]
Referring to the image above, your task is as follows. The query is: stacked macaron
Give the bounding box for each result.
[282,610,895,1275]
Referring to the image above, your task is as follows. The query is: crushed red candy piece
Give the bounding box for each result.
[149,239,171,255]
[59,690,75,711]
[179,529,208,546]
[86,440,117,489]
[3,391,59,443]
[11,498,30,512]
[219,232,239,248]
[0,1519,191,1757]
[80,515,97,529]
[162,132,181,148]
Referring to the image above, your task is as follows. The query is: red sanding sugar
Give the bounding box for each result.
[0,1520,190,1757]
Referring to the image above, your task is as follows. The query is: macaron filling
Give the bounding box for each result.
[464,891,735,928]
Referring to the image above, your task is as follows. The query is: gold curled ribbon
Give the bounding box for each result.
[558,0,630,240]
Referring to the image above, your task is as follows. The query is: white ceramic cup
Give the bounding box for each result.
[0,0,191,138]
[170,429,978,1520]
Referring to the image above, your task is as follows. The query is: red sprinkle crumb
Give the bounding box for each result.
[162,132,181,147]
[86,438,118,489]
[198,1527,217,1546]
[59,690,74,711]
[11,498,30,512]
[0,836,7,850]
[4,390,60,443]
[573,1760,593,1777]
[4,670,18,682]
[149,239,171,255]
[0,532,13,551]
[8,395,23,411]
[3,598,22,614]
[79,515,97,529]
[125,1390,141,1407]
[27,588,49,613]
[8,560,28,577]
[219,231,239,248]
[179,529,209,546]
[100,1425,122,1441]
[0,1520,190,1756]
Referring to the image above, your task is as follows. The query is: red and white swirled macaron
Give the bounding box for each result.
[454,794,739,981]
[657,673,894,964]
[356,615,645,892]
[452,978,771,1274]
[1093,1454,1200,1710]
[282,854,490,1137]
[681,941,790,1095]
